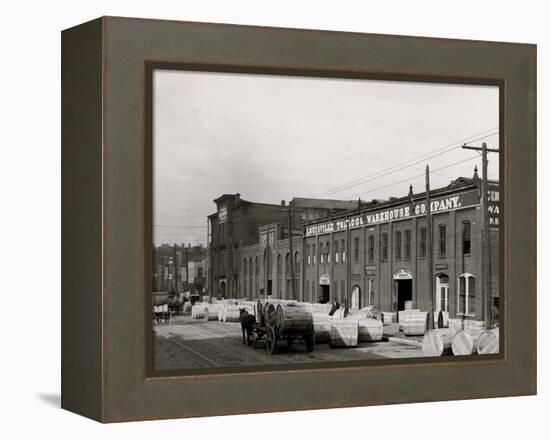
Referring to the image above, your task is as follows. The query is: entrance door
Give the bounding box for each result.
[351,285,360,309]
[436,274,449,313]
[396,279,412,310]
[220,280,226,298]
[319,285,330,303]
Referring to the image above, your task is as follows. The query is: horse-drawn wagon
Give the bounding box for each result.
[251,300,315,355]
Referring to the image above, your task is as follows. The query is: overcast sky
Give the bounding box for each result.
[153,70,499,246]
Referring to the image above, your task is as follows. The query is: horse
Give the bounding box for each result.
[239,308,256,346]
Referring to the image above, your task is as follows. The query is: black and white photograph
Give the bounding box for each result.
[151,69,501,371]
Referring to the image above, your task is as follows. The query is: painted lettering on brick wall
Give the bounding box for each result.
[305,191,480,237]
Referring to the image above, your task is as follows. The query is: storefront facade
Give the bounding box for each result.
[302,176,499,321]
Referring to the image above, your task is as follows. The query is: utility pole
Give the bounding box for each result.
[425,165,435,329]
[288,205,296,300]
[185,243,189,293]
[462,142,498,329]
[173,243,178,293]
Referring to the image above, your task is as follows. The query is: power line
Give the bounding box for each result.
[313,128,498,198]
[343,155,479,200]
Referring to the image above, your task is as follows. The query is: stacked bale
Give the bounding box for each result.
[191,303,207,320]
[309,303,333,315]
[222,305,241,322]
[203,304,221,321]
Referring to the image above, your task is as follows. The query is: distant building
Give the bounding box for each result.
[207,193,358,298]
[152,244,207,293]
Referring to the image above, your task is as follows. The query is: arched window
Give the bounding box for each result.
[294,251,300,275]
[326,242,331,263]
[277,253,282,275]
[457,273,476,316]
[334,240,339,263]
[285,253,290,276]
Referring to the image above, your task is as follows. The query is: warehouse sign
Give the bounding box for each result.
[305,190,480,237]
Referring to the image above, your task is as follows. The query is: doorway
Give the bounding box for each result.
[436,274,449,313]
[396,279,412,310]
[351,285,361,309]
[219,280,226,298]
[319,285,330,303]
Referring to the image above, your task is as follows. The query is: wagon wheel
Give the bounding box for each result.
[305,333,315,352]
[286,336,293,349]
[265,326,277,355]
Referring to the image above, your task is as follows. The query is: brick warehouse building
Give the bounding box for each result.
[302,171,499,322]
[207,194,359,298]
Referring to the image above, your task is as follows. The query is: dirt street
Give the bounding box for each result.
[153,315,425,371]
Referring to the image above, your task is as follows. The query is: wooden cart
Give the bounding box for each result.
[252,301,315,355]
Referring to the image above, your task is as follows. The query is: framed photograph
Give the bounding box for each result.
[62,16,536,422]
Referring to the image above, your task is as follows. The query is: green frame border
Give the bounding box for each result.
[144,62,505,378]
[62,16,536,422]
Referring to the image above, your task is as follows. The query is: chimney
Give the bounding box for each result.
[281,200,286,206]
[235,193,240,202]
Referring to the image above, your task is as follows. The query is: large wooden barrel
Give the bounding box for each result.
[312,313,331,343]
[357,318,383,342]
[275,303,313,334]
[398,309,420,331]
[329,319,358,347]
[451,329,484,355]
[477,327,499,354]
[423,328,456,356]
[402,311,429,336]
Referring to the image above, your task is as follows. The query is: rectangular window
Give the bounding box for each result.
[439,224,446,257]
[419,227,426,258]
[368,235,374,262]
[458,276,466,314]
[334,240,339,263]
[354,237,360,262]
[404,230,411,260]
[341,239,346,262]
[395,231,402,260]
[312,244,316,264]
[468,277,476,315]
[306,245,311,265]
[463,221,471,255]
[458,275,476,315]
[382,233,388,261]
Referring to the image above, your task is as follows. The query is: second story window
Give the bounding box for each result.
[439,224,447,257]
[341,239,346,262]
[368,235,374,262]
[404,230,411,260]
[382,233,388,262]
[312,244,316,264]
[334,240,339,263]
[395,231,402,261]
[462,220,471,255]
[354,237,360,262]
[419,227,427,258]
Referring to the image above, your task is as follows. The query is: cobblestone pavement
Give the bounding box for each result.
[153,315,425,371]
